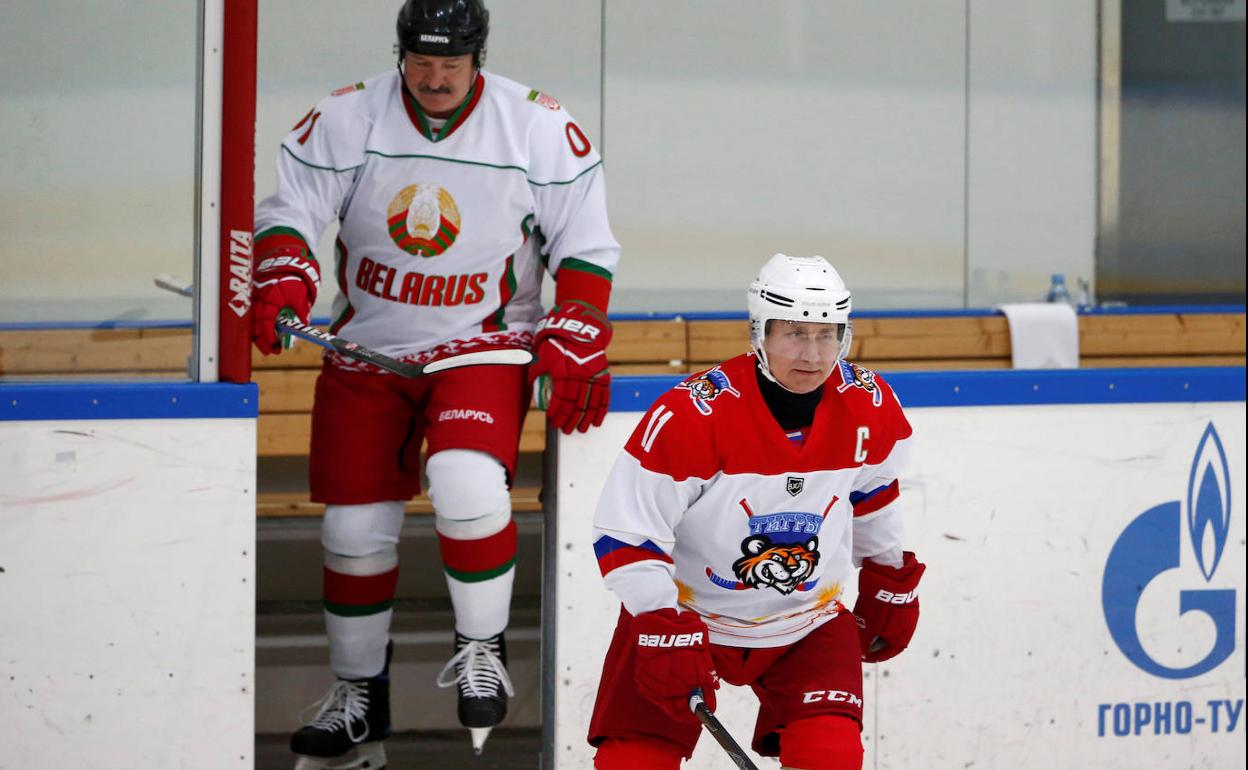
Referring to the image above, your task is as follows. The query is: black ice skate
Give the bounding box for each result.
[291,644,392,770]
[436,631,515,754]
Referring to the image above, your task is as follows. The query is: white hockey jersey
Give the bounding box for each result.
[592,353,913,647]
[255,69,619,361]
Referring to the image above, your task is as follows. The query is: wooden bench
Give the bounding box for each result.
[6,313,1240,379]
[255,486,545,517]
[689,313,1247,371]
[3,312,1242,518]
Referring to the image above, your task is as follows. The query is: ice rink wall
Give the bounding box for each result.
[547,367,1246,770]
[0,382,258,768]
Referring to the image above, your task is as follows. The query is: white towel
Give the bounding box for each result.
[996,302,1079,369]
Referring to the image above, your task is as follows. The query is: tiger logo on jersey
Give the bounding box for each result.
[836,360,883,407]
[704,498,836,595]
[730,535,820,595]
[386,183,462,257]
[677,367,740,416]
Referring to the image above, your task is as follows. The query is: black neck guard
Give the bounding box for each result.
[755,366,823,432]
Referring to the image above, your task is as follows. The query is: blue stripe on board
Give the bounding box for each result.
[0,382,259,421]
[3,304,1240,330]
[610,367,1246,412]
[0,319,194,331]
[604,305,1245,322]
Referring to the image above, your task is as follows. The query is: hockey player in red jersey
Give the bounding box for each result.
[587,255,925,770]
[251,1,618,766]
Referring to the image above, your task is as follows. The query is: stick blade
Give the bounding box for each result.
[417,348,534,375]
[153,274,194,297]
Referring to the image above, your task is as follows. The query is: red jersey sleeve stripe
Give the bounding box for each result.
[594,535,673,577]
[851,479,900,517]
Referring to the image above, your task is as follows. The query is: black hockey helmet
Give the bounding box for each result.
[396,0,489,65]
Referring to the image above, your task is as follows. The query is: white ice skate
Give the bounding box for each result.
[436,631,515,754]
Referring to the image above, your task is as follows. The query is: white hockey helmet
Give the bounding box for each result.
[748,253,853,384]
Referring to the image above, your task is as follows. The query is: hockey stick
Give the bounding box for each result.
[153,275,533,377]
[689,689,759,770]
[154,273,194,298]
[276,316,532,377]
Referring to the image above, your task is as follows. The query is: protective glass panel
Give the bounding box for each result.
[603,1,968,311]
[0,1,198,379]
[1101,0,1246,304]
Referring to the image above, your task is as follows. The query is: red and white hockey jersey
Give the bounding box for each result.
[592,353,913,647]
[255,69,619,361]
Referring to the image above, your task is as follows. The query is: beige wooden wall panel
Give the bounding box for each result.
[1080,313,1245,356]
[247,320,686,368]
[256,488,543,518]
[255,369,317,413]
[607,320,686,363]
[1080,355,1245,368]
[0,328,189,375]
[3,314,1242,380]
[852,317,1012,360]
[258,408,547,457]
[251,340,322,369]
[687,317,1014,363]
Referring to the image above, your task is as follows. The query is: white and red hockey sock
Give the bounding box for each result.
[320,501,405,679]
[427,449,516,639]
[437,521,517,639]
[323,549,400,679]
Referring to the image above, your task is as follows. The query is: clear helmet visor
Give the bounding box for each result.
[762,319,852,360]
[754,318,853,391]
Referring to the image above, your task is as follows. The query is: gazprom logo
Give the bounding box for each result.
[1187,424,1232,582]
[1102,423,1236,679]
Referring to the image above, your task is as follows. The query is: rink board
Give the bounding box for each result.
[0,383,257,770]
[548,369,1247,770]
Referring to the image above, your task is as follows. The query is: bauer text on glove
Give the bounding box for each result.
[529,300,612,434]
[251,249,318,355]
[630,608,719,723]
[853,551,925,663]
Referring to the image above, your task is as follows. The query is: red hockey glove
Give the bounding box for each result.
[251,250,318,355]
[854,551,926,663]
[529,301,612,434]
[630,608,719,723]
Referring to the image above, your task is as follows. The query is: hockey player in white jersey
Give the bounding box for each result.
[251,0,619,766]
[586,255,925,770]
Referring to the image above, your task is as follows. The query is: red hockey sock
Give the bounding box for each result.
[323,564,400,616]
[779,715,863,770]
[436,520,518,582]
[593,735,686,770]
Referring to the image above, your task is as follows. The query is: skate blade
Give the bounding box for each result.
[470,726,493,755]
[293,741,387,770]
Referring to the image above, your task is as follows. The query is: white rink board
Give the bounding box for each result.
[0,418,255,769]
[552,401,1246,769]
